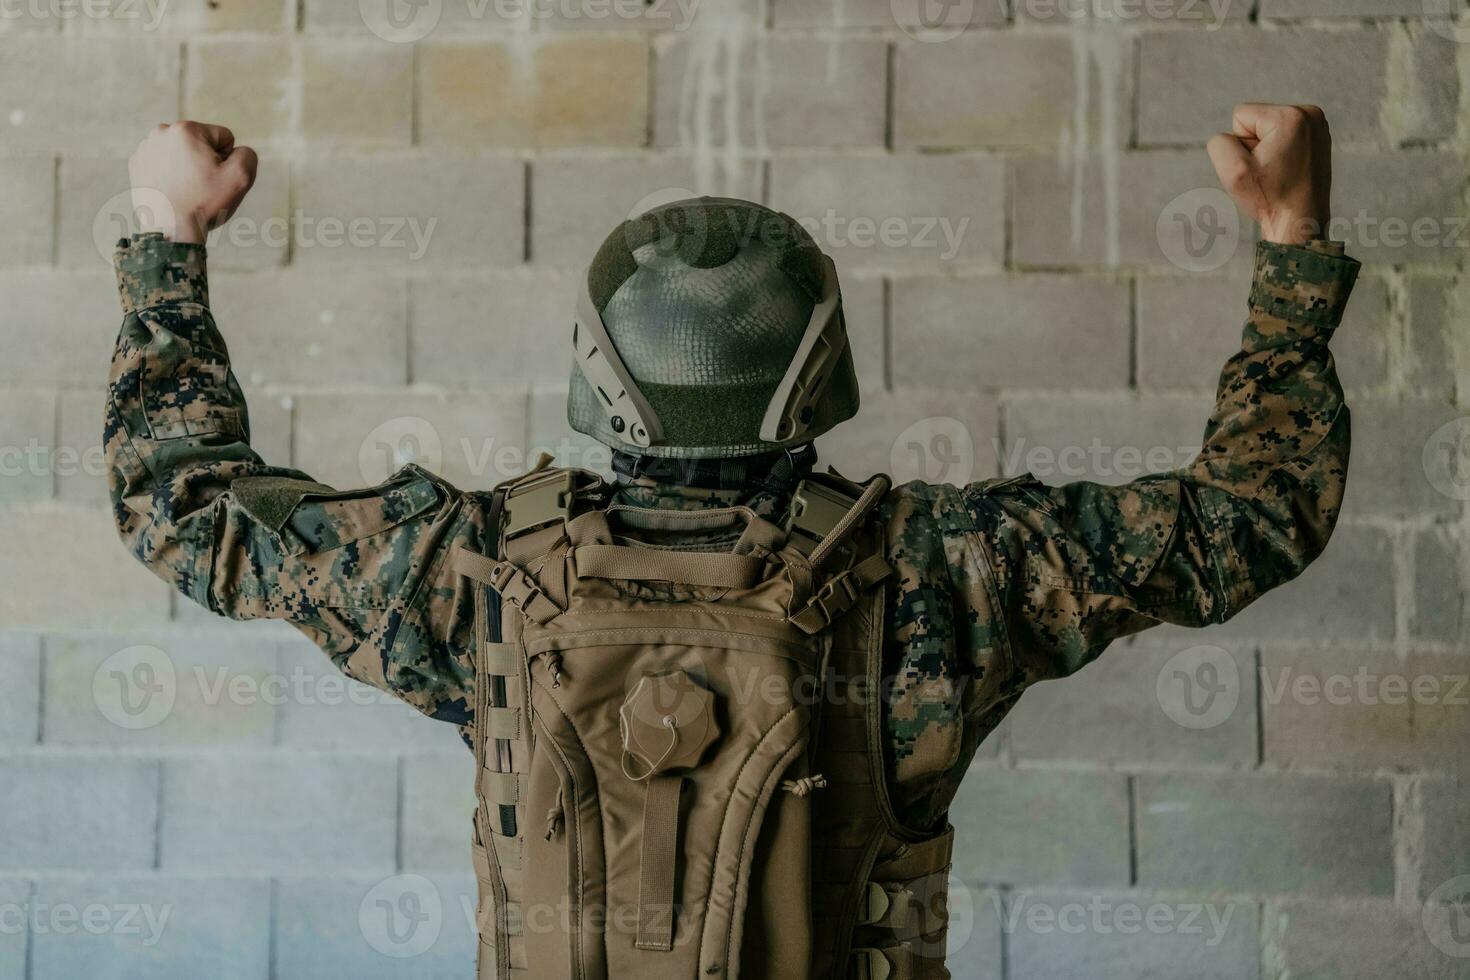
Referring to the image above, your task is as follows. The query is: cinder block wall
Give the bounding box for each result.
[1,1,1466,977]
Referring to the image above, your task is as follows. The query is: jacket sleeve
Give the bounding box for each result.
[966,239,1360,683]
[105,233,478,723]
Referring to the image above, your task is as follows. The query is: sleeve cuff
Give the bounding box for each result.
[1245,240,1360,338]
[114,231,209,316]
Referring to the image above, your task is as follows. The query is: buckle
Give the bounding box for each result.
[855,881,890,926]
[491,562,542,610]
[813,568,861,617]
[785,479,855,547]
[850,948,892,980]
[502,469,575,541]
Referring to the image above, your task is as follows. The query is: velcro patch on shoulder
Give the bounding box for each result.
[285,477,442,553]
[231,476,336,533]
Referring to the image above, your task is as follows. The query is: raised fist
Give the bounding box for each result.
[1207,103,1331,246]
[128,121,258,246]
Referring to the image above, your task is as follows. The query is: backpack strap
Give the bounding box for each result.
[786,472,889,564]
[789,552,893,635]
[564,505,783,590]
[454,549,562,626]
[576,546,766,590]
[456,462,607,623]
[784,472,894,634]
[498,460,603,551]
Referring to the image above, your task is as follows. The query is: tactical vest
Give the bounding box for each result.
[452,462,955,980]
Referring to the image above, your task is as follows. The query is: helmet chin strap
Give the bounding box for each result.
[611,444,818,491]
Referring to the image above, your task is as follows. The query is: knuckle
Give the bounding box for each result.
[1278,105,1309,129]
[226,158,256,192]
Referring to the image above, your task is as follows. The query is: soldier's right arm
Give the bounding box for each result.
[104,123,481,723]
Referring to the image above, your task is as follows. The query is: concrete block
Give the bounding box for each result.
[654,35,887,148]
[895,34,1130,149]
[1008,642,1258,768]
[0,152,55,265]
[892,274,1130,390]
[293,153,524,269]
[1135,272,1391,395]
[292,388,529,490]
[30,876,270,980]
[420,36,648,148]
[1262,898,1470,980]
[1011,149,1254,271]
[529,153,760,269]
[0,37,178,151]
[1005,890,1260,980]
[209,271,409,386]
[274,874,478,979]
[0,505,172,628]
[42,630,279,748]
[1136,771,1395,895]
[410,269,574,387]
[275,635,467,752]
[0,755,159,871]
[0,632,41,745]
[1138,28,1389,145]
[0,269,127,386]
[815,389,1000,485]
[0,387,57,502]
[771,153,1006,271]
[401,753,479,872]
[951,767,1133,888]
[161,754,398,873]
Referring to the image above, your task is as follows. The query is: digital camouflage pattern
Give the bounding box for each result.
[107,231,1358,831]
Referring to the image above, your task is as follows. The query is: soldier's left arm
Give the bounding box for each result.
[965,236,1359,685]
[106,233,481,723]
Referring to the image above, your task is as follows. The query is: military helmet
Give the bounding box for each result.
[567,197,860,459]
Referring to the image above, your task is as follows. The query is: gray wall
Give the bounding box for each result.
[0,0,1467,977]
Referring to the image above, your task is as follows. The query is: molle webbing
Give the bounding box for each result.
[453,481,534,980]
[805,517,954,980]
[809,522,891,980]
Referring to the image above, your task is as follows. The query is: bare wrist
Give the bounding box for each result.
[1261,213,1328,246]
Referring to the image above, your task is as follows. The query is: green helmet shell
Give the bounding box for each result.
[567,197,860,460]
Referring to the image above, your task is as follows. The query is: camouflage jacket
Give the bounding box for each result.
[107,233,1359,831]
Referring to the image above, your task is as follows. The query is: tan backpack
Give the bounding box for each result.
[453,462,955,980]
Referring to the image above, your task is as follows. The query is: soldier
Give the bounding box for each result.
[109,104,1356,979]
